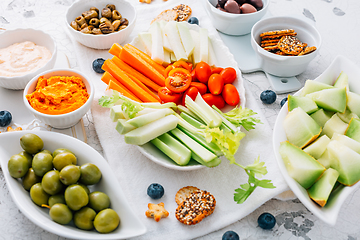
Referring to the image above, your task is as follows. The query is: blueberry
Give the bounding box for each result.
[147,183,164,199]
[280,97,288,107]
[188,17,199,25]
[258,212,276,230]
[260,90,277,104]
[222,230,239,240]
[92,58,105,74]
[0,110,12,127]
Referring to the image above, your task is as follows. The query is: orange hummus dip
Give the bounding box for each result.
[26,75,89,115]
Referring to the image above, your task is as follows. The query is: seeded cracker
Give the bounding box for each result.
[151,9,178,24]
[260,29,295,38]
[175,186,200,205]
[172,4,192,22]
[298,46,317,56]
[277,35,305,55]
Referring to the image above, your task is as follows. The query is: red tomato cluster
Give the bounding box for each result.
[158,61,240,109]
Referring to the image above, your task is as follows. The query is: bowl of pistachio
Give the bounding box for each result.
[65,0,136,49]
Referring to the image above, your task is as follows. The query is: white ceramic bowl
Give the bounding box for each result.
[251,16,321,77]
[0,28,57,90]
[203,0,269,36]
[65,0,136,49]
[0,130,146,239]
[23,69,94,129]
[273,55,360,225]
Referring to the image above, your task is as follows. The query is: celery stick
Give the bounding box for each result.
[110,105,125,122]
[125,115,178,145]
[178,125,223,157]
[191,153,221,168]
[177,105,202,121]
[180,112,205,129]
[216,112,238,133]
[116,119,136,134]
[170,128,217,162]
[151,133,191,165]
[127,108,173,128]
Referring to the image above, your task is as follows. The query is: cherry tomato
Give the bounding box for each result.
[181,87,199,106]
[164,64,175,77]
[208,74,224,95]
[202,93,225,109]
[165,68,192,93]
[211,67,223,75]
[173,60,192,72]
[222,84,240,106]
[158,87,182,104]
[195,61,212,84]
[190,82,207,95]
[191,69,197,82]
[220,67,237,84]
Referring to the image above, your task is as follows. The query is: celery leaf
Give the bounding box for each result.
[98,91,121,108]
[120,98,144,119]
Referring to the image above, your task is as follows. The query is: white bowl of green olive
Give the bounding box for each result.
[65,0,136,49]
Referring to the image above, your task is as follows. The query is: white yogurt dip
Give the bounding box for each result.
[0,41,52,77]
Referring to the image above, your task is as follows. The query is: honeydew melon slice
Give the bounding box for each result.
[337,109,359,123]
[345,118,360,142]
[317,149,332,169]
[303,135,330,159]
[322,113,348,138]
[163,49,171,67]
[288,95,318,114]
[190,30,200,65]
[138,32,152,57]
[208,37,217,67]
[177,22,195,58]
[300,80,333,97]
[279,141,326,189]
[332,133,360,154]
[158,20,172,52]
[170,52,176,63]
[346,91,360,117]
[307,168,339,207]
[310,109,333,128]
[149,21,164,64]
[163,21,187,61]
[333,71,349,90]
[283,107,322,148]
[199,28,209,63]
[327,140,360,186]
[305,87,347,113]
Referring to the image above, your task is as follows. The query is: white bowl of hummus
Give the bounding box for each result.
[0,28,57,90]
[23,69,94,129]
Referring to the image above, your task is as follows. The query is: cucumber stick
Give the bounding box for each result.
[127,108,173,127]
[116,119,136,134]
[125,115,178,145]
[110,105,125,122]
[151,133,191,166]
[170,128,217,162]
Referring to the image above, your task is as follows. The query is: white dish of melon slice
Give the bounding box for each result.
[273,55,360,225]
[131,21,246,171]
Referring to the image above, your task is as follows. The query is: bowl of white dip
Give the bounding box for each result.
[0,28,57,90]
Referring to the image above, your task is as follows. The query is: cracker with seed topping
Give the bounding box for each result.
[175,186,200,205]
[172,4,192,22]
[277,35,305,55]
[151,9,178,24]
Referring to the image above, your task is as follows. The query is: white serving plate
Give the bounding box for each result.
[130,22,246,171]
[273,55,360,225]
[0,130,146,239]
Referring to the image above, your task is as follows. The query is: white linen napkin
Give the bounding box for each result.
[67,1,290,239]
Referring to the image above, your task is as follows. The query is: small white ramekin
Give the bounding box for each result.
[23,69,94,129]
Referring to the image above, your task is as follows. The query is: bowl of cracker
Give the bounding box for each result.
[251,16,321,77]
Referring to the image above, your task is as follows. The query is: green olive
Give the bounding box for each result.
[41,149,52,155]
[52,148,74,158]
[18,151,33,167]
[89,191,110,212]
[49,203,73,225]
[48,194,66,207]
[76,183,90,195]
[22,168,41,191]
[65,184,89,211]
[79,163,102,185]
[32,152,53,177]
[8,154,29,178]
[20,133,43,154]
[94,209,120,233]
[42,170,64,195]
[30,183,50,206]
[74,207,96,230]
[59,165,80,185]
[53,152,77,171]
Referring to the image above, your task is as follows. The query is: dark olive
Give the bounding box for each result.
[106,4,116,12]
[74,207,96,230]
[20,133,43,155]
[89,18,100,27]
[112,10,121,21]
[99,17,110,24]
[82,10,98,21]
[8,154,29,178]
[79,163,102,185]
[112,20,121,31]
[119,25,127,31]
[120,18,129,26]
[22,168,41,191]
[99,21,114,34]
[75,16,86,26]
[90,7,99,14]
[80,22,89,30]
[101,7,112,19]
[18,151,32,167]
[92,28,103,35]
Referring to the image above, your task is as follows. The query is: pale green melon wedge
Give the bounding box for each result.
[279,141,326,189]
[327,140,360,186]
[310,109,334,128]
[332,133,360,154]
[303,135,331,159]
[333,71,349,90]
[346,91,360,117]
[317,149,332,169]
[308,168,339,207]
[322,114,348,138]
[345,118,360,142]
[284,107,322,148]
[337,109,359,123]
[300,80,333,97]
[305,87,347,113]
[288,95,318,114]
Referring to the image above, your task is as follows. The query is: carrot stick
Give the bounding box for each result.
[109,43,123,56]
[127,74,161,102]
[108,80,142,102]
[102,59,159,102]
[119,47,166,87]
[111,56,161,92]
[124,44,166,76]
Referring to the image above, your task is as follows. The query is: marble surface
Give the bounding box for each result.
[1,0,360,239]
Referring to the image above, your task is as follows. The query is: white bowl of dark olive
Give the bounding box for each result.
[65,0,136,49]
